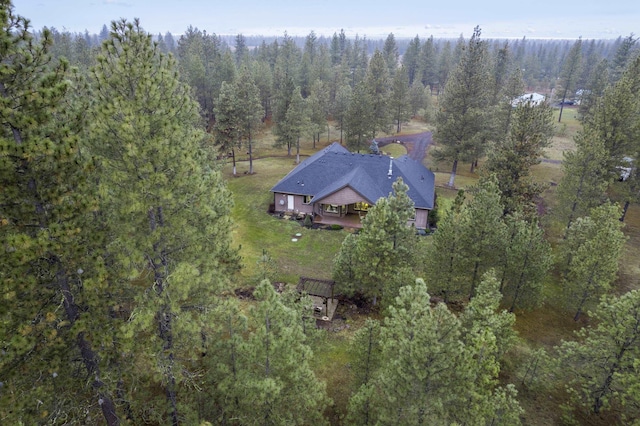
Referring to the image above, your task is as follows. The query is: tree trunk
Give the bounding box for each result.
[231,148,237,176]
[296,137,300,164]
[574,296,587,321]
[558,104,565,122]
[558,87,569,123]
[58,269,120,426]
[248,136,254,175]
[448,158,458,188]
[620,200,630,222]
[509,249,531,312]
[564,165,589,239]
[593,339,633,414]
[470,260,480,299]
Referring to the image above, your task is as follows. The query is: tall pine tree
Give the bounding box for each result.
[87,19,239,423]
[0,3,119,423]
[434,26,491,187]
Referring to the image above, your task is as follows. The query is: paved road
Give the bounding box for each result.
[374,132,433,162]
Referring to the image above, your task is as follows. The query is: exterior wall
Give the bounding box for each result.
[273,193,313,214]
[316,187,366,206]
[273,191,429,229]
[411,208,429,229]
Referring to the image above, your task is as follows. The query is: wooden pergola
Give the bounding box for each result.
[297,276,337,319]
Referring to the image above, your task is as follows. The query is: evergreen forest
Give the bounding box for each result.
[2,1,640,424]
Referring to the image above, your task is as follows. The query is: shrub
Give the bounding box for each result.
[303,214,313,228]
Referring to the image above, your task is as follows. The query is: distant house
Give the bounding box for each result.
[270,142,435,229]
[511,92,546,107]
[618,156,634,181]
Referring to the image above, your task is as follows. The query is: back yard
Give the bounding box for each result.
[223,114,640,425]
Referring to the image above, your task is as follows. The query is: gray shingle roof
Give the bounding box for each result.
[270,142,435,209]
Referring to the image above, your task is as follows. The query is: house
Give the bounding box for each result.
[270,142,435,229]
[618,156,634,181]
[511,92,546,107]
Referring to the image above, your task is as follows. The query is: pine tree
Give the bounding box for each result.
[87,19,239,423]
[0,3,119,423]
[499,215,553,312]
[556,38,582,122]
[608,33,637,83]
[555,289,640,420]
[202,300,248,422]
[308,80,329,148]
[555,126,611,233]
[457,175,508,298]
[561,203,627,321]
[408,79,430,118]
[332,178,418,306]
[332,233,359,295]
[435,40,453,94]
[434,26,491,187]
[402,35,421,84]
[578,59,609,121]
[344,81,373,152]
[364,50,392,138]
[213,80,242,175]
[213,66,263,175]
[389,66,411,133]
[382,33,399,76]
[484,98,555,217]
[175,27,229,127]
[586,56,640,178]
[272,34,302,155]
[348,278,522,425]
[252,60,274,121]
[285,89,308,164]
[455,271,521,425]
[366,279,466,424]
[332,81,352,144]
[425,190,468,302]
[419,36,438,90]
[234,33,249,66]
[232,281,331,425]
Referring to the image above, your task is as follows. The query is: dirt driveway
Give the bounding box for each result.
[374,132,433,162]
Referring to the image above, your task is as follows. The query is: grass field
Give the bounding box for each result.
[223,115,640,425]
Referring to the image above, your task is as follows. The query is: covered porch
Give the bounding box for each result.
[313,209,365,229]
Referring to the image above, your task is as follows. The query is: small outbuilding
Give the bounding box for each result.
[297,276,338,321]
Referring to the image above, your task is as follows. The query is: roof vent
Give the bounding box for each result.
[388,157,393,179]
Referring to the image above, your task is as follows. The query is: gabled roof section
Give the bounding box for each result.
[312,166,382,204]
[270,142,435,209]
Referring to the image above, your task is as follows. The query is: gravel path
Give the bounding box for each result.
[374,132,433,162]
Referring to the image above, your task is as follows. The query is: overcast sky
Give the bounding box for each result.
[14,0,639,40]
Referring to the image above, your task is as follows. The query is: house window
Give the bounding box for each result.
[354,202,370,211]
[324,204,340,214]
[304,195,313,204]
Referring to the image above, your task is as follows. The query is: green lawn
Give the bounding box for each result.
[225,156,347,286]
